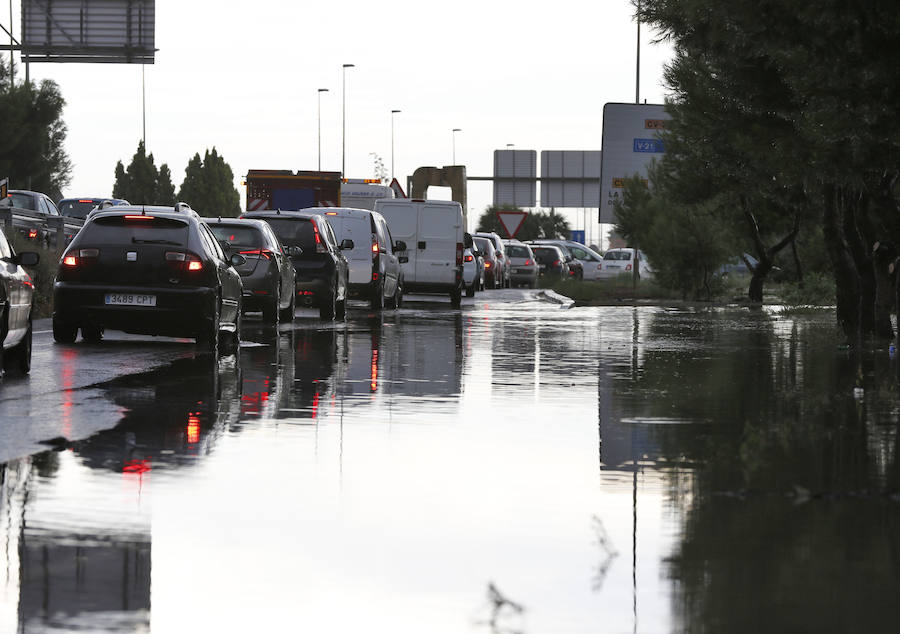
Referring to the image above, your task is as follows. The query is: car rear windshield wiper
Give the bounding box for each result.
[131,237,182,246]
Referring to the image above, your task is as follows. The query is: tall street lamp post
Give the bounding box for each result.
[342,63,355,178]
[452,128,462,165]
[391,109,401,180]
[317,88,329,171]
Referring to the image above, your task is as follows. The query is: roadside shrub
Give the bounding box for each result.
[777,272,836,307]
[8,231,60,319]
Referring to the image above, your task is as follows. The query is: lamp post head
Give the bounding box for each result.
[453,128,462,132]
[318,88,329,93]
[343,63,355,69]
[392,109,401,114]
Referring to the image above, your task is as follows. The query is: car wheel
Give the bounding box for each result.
[450,287,462,309]
[394,280,403,309]
[371,280,385,311]
[220,300,241,355]
[81,325,103,343]
[466,280,476,297]
[279,290,295,323]
[7,319,32,374]
[262,290,280,326]
[52,318,78,344]
[336,298,346,320]
[198,298,220,356]
[319,291,336,320]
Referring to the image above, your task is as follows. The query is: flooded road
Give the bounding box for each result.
[2,294,899,633]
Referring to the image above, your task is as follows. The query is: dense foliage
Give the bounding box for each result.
[0,58,72,199]
[475,206,570,241]
[177,148,241,217]
[112,141,175,205]
[619,0,900,342]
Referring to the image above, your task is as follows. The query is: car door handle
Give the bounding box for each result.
[418,241,426,250]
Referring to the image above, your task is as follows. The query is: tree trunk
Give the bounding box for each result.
[822,184,860,342]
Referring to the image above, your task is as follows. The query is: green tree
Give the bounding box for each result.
[0,57,72,198]
[176,147,240,217]
[112,141,175,205]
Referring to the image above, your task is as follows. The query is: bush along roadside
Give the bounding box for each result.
[8,231,61,320]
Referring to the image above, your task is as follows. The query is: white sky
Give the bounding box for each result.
[6,0,672,240]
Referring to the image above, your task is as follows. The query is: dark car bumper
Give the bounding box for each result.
[54,282,215,337]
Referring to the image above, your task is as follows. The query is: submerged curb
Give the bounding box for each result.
[536,290,575,309]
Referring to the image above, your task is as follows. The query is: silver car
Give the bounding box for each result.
[503,241,538,288]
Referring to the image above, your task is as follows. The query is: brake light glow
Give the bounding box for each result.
[239,249,274,260]
[325,211,338,215]
[311,219,326,253]
[484,261,492,268]
[187,260,203,271]
[63,255,77,267]
[524,259,533,266]
[124,215,154,220]
[78,199,94,203]
[28,229,38,239]
[553,260,561,267]
[372,241,379,253]
[166,251,203,272]
[464,254,473,262]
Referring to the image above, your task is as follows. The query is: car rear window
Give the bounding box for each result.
[59,200,100,218]
[208,225,262,248]
[264,218,317,251]
[604,250,632,261]
[532,248,559,264]
[80,216,189,246]
[7,193,36,210]
[507,245,530,258]
[474,237,494,254]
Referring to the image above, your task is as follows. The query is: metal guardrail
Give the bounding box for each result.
[0,206,85,250]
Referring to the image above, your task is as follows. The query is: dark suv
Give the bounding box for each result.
[53,204,244,354]
[241,210,351,320]
[204,217,296,325]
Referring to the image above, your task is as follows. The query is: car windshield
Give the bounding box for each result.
[507,245,531,258]
[264,218,318,251]
[59,200,101,218]
[604,250,633,261]
[81,216,189,246]
[208,225,262,248]
[7,193,36,210]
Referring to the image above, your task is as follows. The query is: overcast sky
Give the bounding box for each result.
[8,0,672,242]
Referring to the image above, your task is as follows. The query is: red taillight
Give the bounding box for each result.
[464,254,473,262]
[484,261,492,268]
[553,260,561,267]
[372,242,379,254]
[166,251,203,272]
[625,264,632,271]
[239,249,273,260]
[124,215,154,220]
[78,199,94,203]
[28,229,38,239]
[311,219,326,253]
[456,242,463,267]
[524,259,533,266]
[187,260,203,271]
[63,255,77,267]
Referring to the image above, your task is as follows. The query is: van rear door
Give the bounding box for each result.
[416,203,460,285]
[377,202,418,282]
[327,213,372,285]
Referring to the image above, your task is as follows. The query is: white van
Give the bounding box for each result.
[374,199,465,308]
[340,181,394,211]
[312,207,406,310]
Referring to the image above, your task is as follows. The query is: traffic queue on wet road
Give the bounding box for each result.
[2,198,563,379]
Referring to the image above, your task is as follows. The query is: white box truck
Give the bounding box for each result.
[374,199,465,308]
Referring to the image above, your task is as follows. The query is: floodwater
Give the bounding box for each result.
[2,297,899,633]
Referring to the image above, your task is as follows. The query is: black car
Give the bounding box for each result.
[0,227,39,376]
[3,189,61,246]
[53,204,244,355]
[241,210,351,321]
[204,217,296,325]
[531,245,570,281]
[58,197,129,219]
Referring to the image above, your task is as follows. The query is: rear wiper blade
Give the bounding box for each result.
[131,237,182,245]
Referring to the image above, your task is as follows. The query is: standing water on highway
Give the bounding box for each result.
[2,293,899,633]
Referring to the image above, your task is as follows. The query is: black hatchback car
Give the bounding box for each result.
[204,217,296,325]
[241,210,351,321]
[53,204,244,354]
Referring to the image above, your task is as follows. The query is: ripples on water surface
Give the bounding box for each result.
[2,301,899,633]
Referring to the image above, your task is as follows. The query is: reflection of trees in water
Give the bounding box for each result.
[626,310,900,631]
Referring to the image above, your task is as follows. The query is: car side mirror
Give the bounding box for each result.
[14,251,40,267]
[463,233,474,248]
[340,238,354,250]
[230,253,247,267]
[394,240,407,252]
[287,245,304,257]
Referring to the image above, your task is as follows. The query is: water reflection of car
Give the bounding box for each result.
[57,197,129,219]
[0,227,39,375]
[242,210,352,320]
[204,217,296,325]
[503,240,538,288]
[531,245,569,281]
[474,236,500,289]
[53,204,244,354]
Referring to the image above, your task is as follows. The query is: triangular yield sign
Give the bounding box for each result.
[497,210,528,239]
[389,178,407,199]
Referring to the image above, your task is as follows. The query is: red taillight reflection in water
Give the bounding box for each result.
[187,414,201,444]
[123,459,152,474]
[370,349,379,392]
[311,392,320,419]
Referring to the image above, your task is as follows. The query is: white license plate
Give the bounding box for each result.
[105,293,157,307]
